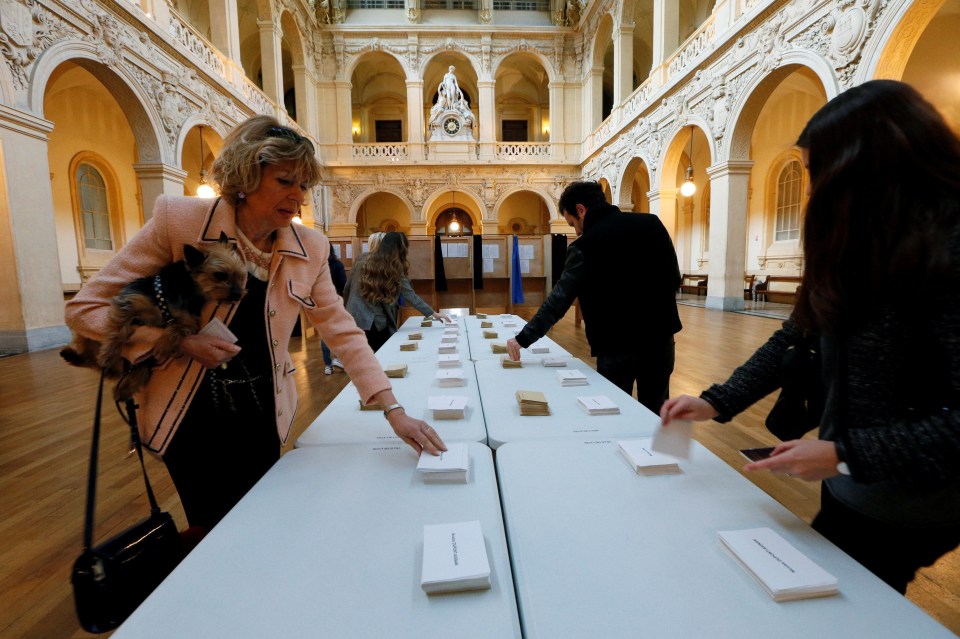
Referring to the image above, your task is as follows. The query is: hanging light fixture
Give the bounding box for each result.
[680,125,696,198]
[196,125,216,198]
[448,191,460,234]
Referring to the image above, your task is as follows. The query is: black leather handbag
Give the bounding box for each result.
[72,372,183,633]
[765,336,824,441]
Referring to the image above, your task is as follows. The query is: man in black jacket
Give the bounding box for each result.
[507,181,682,413]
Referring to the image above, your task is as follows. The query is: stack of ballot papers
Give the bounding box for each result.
[421,520,491,594]
[718,528,839,602]
[384,363,407,378]
[408,332,423,340]
[516,390,550,416]
[441,334,458,343]
[502,319,517,327]
[438,344,458,354]
[489,342,507,354]
[542,357,567,367]
[556,369,588,386]
[476,313,488,319]
[500,356,522,369]
[358,400,382,412]
[480,321,494,328]
[482,330,498,339]
[443,326,460,335]
[420,319,433,327]
[428,395,468,419]
[416,442,469,483]
[435,369,466,387]
[400,342,418,351]
[578,395,620,415]
[530,344,550,354]
[437,354,461,368]
[420,521,490,594]
[617,438,681,475]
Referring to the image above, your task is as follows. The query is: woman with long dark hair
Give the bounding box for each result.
[344,231,448,351]
[661,80,960,594]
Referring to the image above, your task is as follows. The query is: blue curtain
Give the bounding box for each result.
[511,235,524,304]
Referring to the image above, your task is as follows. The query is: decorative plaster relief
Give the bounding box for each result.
[0,0,71,89]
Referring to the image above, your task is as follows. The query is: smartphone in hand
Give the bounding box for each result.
[739,447,776,463]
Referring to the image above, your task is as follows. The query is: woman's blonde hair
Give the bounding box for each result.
[367,232,385,253]
[211,115,320,206]
[359,232,409,304]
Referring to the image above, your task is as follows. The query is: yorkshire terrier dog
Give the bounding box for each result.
[61,233,247,400]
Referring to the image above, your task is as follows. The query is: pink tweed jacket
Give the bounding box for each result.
[65,195,391,455]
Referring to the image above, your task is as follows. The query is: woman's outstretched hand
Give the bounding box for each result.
[659,394,718,425]
[387,408,448,456]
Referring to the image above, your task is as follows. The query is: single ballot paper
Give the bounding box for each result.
[417,442,469,483]
[541,357,567,367]
[407,332,423,341]
[437,354,461,368]
[500,356,522,369]
[435,369,466,387]
[421,521,491,594]
[617,438,680,475]
[577,395,620,416]
[399,342,418,352]
[199,317,238,343]
[384,363,408,378]
[556,369,588,386]
[718,528,839,602]
[427,395,468,419]
[651,419,694,459]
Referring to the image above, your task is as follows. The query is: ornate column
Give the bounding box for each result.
[0,106,69,353]
[613,24,634,107]
[406,79,425,161]
[208,0,243,83]
[651,0,679,84]
[705,160,753,311]
[335,79,354,158]
[292,65,315,135]
[584,66,603,131]
[477,80,496,160]
[547,81,565,159]
[257,18,283,109]
[653,186,679,242]
[133,163,188,221]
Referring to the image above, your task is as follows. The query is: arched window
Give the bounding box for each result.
[76,163,113,251]
[774,160,802,241]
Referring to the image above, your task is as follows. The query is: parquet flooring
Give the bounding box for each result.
[1,306,956,637]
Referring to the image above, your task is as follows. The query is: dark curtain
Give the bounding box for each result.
[551,234,568,288]
[473,234,483,289]
[434,235,448,292]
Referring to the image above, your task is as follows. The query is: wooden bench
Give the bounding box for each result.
[743,274,756,301]
[755,275,802,304]
[679,274,708,297]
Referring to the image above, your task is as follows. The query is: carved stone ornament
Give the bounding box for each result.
[0,0,68,89]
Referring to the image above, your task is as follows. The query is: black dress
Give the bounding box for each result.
[162,275,280,531]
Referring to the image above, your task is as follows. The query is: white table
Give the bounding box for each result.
[496,438,956,639]
[474,357,656,448]
[297,358,486,446]
[114,443,521,639]
[378,319,464,363]
[464,314,571,362]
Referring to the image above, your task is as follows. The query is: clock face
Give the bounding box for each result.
[443,117,461,135]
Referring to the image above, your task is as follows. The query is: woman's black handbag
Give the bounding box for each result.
[71,372,183,633]
[765,337,824,441]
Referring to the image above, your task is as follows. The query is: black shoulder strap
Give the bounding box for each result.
[82,373,163,551]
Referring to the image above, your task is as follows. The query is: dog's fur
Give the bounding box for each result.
[61,233,247,400]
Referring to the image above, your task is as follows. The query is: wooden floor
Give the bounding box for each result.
[1,306,957,638]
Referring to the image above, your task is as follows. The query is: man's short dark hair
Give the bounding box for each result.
[558,181,608,216]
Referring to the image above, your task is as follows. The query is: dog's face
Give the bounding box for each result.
[184,238,247,302]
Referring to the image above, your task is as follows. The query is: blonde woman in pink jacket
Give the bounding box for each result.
[66,116,445,533]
